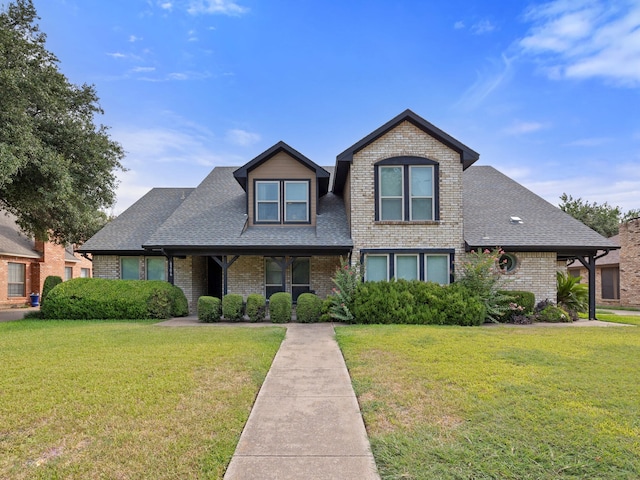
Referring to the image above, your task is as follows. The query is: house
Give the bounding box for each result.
[568,218,640,308]
[78,110,617,319]
[0,211,92,308]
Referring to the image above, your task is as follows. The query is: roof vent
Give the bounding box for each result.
[510,216,523,224]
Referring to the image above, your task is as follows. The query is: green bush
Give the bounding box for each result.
[41,275,62,305]
[537,304,571,323]
[296,293,323,323]
[497,290,536,322]
[40,278,189,320]
[557,271,588,314]
[246,294,266,322]
[352,280,486,326]
[197,296,221,322]
[222,293,244,321]
[269,292,291,323]
[319,297,333,322]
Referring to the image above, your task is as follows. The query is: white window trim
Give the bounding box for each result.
[409,165,434,221]
[425,254,450,285]
[256,180,281,222]
[8,262,26,297]
[379,166,404,221]
[364,254,390,282]
[284,181,309,222]
[394,254,419,281]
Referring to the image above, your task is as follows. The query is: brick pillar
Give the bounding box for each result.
[620,218,640,307]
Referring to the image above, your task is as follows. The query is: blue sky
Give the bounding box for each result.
[28,0,640,214]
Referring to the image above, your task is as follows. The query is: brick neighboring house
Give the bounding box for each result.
[78,110,617,318]
[568,218,640,308]
[0,211,93,308]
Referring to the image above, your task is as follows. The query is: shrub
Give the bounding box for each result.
[269,292,291,323]
[557,271,588,314]
[40,278,188,320]
[296,293,323,323]
[222,294,244,321]
[198,296,221,322]
[246,294,266,322]
[328,258,362,322]
[537,304,571,323]
[41,275,62,305]
[497,290,535,322]
[319,297,333,322]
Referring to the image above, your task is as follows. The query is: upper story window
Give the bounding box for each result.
[255,179,310,224]
[376,157,439,221]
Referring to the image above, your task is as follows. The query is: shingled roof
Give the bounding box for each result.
[0,212,40,258]
[463,166,618,255]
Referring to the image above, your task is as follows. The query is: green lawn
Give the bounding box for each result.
[0,320,285,480]
[337,321,640,479]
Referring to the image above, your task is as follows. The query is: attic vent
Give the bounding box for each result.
[510,216,523,224]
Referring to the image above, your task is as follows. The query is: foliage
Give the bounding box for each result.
[559,193,640,237]
[40,275,62,304]
[0,0,125,244]
[537,304,571,322]
[269,292,291,323]
[319,297,333,322]
[0,320,284,479]
[328,257,362,322]
[336,325,640,479]
[221,293,244,321]
[457,248,512,322]
[245,293,266,322]
[40,278,188,319]
[197,296,221,323]
[295,293,323,323]
[497,290,535,322]
[352,280,486,326]
[557,271,588,314]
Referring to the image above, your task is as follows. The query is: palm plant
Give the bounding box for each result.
[556,271,588,314]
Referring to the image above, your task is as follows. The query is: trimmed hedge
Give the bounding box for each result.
[198,296,221,322]
[296,293,323,323]
[222,293,244,321]
[497,290,536,322]
[269,292,291,323]
[352,280,486,326]
[246,294,266,322]
[41,275,62,305]
[40,278,189,320]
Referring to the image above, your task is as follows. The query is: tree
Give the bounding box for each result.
[0,0,124,244]
[559,193,640,237]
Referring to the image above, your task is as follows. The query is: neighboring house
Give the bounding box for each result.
[0,211,92,308]
[78,110,617,318]
[568,218,640,307]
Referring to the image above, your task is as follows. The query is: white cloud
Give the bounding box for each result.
[518,0,640,87]
[563,137,612,146]
[129,35,142,43]
[502,121,548,135]
[471,19,496,35]
[455,54,514,109]
[131,66,156,73]
[106,52,127,59]
[187,0,249,16]
[159,2,173,10]
[454,20,465,30]
[226,129,261,146]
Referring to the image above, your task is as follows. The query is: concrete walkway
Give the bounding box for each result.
[224,323,380,480]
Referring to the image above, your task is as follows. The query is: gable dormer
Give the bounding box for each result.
[233,141,330,227]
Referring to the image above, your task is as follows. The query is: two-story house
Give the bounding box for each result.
[78,110,617,319]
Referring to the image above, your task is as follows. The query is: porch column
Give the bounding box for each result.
[576,254,597,320]
[211,255,239,296]
[167,255,174,285]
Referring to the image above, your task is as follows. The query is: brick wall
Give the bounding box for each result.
[620,218,640,307]
[492,251,558,304]
[348,121,465,269]
[0,256,39,308]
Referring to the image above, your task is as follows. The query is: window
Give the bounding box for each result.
[601,267,620,300]
[146,257,166,281]
[376,158,439,221]
[363,250,452,285]
[256,181,280,222]
[8,263,25,297]
[364,255,389,281]
[284,181,309,222]
[120,257,139,280]
[65,266,73,281]
[498,253,518,274]
[425,255,450,284]
[265,258,284,299]
[80,268,90,278]
[395,254,419,280]
[291,258,310,301]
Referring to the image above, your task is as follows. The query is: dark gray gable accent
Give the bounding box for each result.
[333,109,480,195]
[233,141,330,196]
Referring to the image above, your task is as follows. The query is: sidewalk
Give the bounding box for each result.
[224,323,380,480]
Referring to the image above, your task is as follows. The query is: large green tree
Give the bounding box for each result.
[559,193,640,237]
[0,0,124,244]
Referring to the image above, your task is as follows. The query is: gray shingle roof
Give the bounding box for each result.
[142,167,351,252]
[77,188,195,253]
[463,166,618,253]
[0,212,40,258]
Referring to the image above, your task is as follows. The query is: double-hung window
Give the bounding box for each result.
[284,181,309,222]
[265,258,284,298]
[376,157,438,221]
[256,181,280,222]
[8,263,25,297]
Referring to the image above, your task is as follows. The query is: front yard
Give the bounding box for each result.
[0,320,285,479]
[336,320,640,479]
